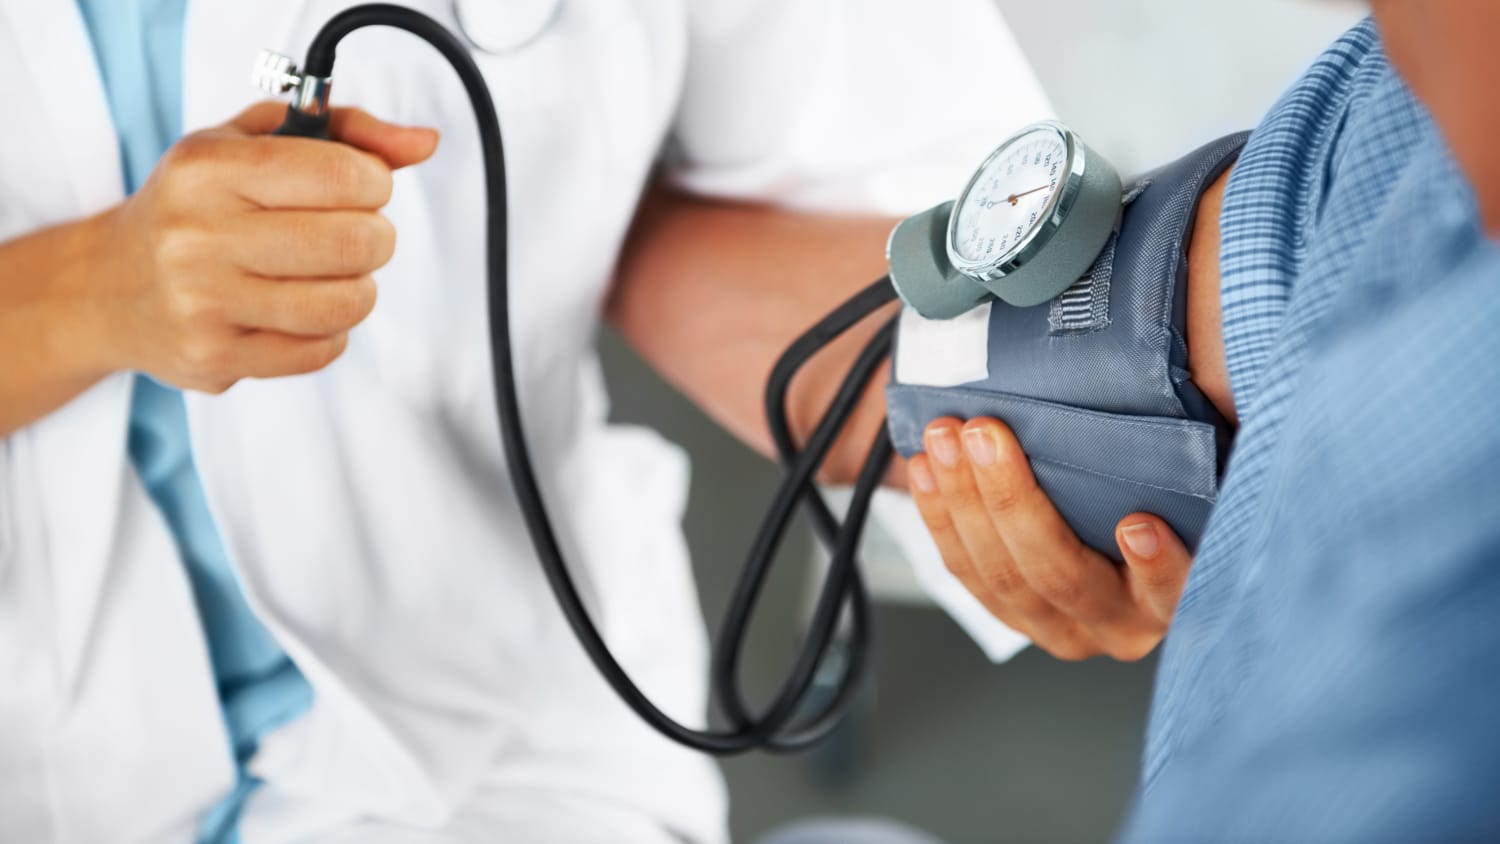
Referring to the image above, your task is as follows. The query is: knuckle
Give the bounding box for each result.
[159,135,223,197]
[1032,568,1085,607]
[1068,542,1098,582]
[164,132,215,169]
[232,139,280,184]
[1141,563,1183,595]
[944,483,985,514]
[334,220,379,271]
[948,491,984,518]
[153,225,208,271]
[299,335,349,373]
[978,563,1025,598]
[368,215,396,267]
[325,279,378,330]
[322,150,362,205]
[354,276,380,319]
[368,164,394,207]
[1044,637,1097,663]
[981,481,1024,515]
[977,453,1039,512]
[366,161,396,208]
[165,286,218,324]
[200,378,238,396]
[1103,635,1160,663]
[327,150,389,206]
[325,334,351,365]
[941,554,970,580]
[177,335,226,379]
[323,290,361,330]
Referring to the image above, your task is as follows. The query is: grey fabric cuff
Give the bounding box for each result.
[886,132,1249,556]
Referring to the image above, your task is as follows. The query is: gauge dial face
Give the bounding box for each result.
[950,125,1070,270]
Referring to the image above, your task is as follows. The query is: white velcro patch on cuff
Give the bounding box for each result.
[894,302,992,387]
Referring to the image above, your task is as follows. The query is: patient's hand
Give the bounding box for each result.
[907,416,1193,662]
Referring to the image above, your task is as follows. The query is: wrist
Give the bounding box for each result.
[0,210,133,435]
[44,209,133,382]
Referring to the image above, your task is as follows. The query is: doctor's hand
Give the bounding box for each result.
[907,417,1194,662]
[91,101,439,393]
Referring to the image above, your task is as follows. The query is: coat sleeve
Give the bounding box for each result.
[666,0,1054,215]
[666,0,1049,658]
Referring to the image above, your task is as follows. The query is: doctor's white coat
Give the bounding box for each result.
[0,0,1050,840]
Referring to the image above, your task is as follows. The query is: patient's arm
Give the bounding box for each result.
[906,168,1233,661]
[608,168,1234,661]
[606,185,901,486]
[607,170,1234,484]
[1186,167,1236,426]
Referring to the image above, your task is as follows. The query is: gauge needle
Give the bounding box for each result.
[1007,184,1049,205]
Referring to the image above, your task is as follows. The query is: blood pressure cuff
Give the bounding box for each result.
[885,132,1249,558]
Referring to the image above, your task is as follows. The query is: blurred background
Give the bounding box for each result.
[603,2,1363,842]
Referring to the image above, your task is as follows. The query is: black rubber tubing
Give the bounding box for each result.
[283,4,898,754]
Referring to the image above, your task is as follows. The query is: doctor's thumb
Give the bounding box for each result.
[329,108,440,170]
[1115,514,1193,625]
[226,101,439,170]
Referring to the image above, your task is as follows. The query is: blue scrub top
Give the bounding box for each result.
[72,2,313,841]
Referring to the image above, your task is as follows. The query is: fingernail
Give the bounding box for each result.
[1120,523,1160,559]
[909,460,936,494]
[963,427,996,467]
[927,427,960,467]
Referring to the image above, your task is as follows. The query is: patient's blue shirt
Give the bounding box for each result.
[1123,19,1500,842]
[73,1,313,841]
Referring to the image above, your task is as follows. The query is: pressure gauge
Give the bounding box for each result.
[949,123,1075,276]
[887,121,1123,318]
[948,121,1122,307]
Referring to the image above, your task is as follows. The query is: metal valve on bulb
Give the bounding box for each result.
[253,49,335,138]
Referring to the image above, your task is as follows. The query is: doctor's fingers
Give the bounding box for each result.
[957,418,1167,660]
[229,331,351,382]
[167,129,394,210]
[229,276,378,337]
[911,442,1101,661]
[171,330,350,393]
[328,108,440,170]
[226,101,439,170]
[230,210,397,278]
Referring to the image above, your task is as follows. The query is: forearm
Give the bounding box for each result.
[0,213,117,438]
[608,170,1237,488]
[607,185,901,485]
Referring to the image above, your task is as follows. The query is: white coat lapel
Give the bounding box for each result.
[0,0,122,211]
[0,0,136,693]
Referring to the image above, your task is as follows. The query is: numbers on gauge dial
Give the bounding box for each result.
[952,128,1069,266]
